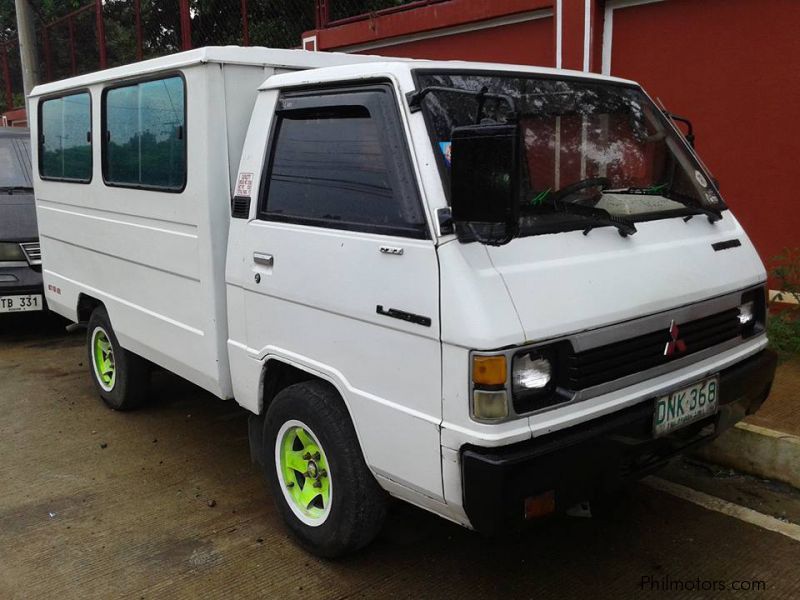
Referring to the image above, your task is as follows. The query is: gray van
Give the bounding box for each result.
[0,127,42,314]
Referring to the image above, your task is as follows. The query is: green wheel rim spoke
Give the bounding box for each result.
[299,482,320,508]
[284,450,307,473]
[279,425,331,520]
[294,427,313,448]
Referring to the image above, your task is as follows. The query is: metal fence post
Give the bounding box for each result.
[241,0,250,46]
[0,43,13,109]
[42,26,52,81]
[135,0,143,60]
[179,0,192,50]
[315,0,329,29]
[68,15,77,75]
[95,0,107,69]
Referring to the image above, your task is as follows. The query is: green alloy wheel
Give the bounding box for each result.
[263,380,387,557]
[276,420,332,525]
[91,327,116,392]
[86,305,150,411]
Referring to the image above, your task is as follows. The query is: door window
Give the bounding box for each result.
[260,87,427,238]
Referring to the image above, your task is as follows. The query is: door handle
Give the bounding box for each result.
[253,252,274,267]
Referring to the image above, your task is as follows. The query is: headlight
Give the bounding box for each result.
[0,242,25,262]
[738,300,755,325]
[512,352,553,392]
[471,345,565,421]
[739,287,766,338]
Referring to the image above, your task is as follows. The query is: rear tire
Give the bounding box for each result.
[87,306,150,411]
[262,380,387,558]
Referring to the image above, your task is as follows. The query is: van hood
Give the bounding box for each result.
[484,213,765,343]
[0,191,38,242]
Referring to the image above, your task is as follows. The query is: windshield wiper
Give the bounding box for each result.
[547,198,637,237]
[607,186,723,223]
[0,186,33,193]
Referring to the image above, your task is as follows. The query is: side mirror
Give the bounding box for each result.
[450,123,520,245]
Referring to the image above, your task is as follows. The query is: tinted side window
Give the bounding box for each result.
[103,76,185,190]
[263,96,426,237]
[39,92,92,182]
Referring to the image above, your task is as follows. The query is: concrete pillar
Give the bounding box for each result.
[14,0,40,99]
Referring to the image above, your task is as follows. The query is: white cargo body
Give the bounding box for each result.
[30,48,392,398]
[30,47,777,557]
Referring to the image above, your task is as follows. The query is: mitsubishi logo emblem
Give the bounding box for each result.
[664,320,687,357]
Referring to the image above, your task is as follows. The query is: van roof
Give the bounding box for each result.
[259,59,638,91]
[29,46,407,97]
[30,46,638,98]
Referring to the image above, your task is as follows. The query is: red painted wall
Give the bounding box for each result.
[316,0,553,51]
[356,17,554,66]
[609,0,800,264]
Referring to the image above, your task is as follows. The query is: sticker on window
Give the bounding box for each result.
[438,141,452,168]
[694,170,708,188]
[236,172,254,197]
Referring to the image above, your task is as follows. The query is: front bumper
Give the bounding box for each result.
[0,264,44,303]
[461,349,777,534]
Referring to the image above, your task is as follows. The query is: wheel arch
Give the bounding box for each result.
[77,293,104,324]
[249,357,367,469]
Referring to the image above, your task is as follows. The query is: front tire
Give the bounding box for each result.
[262,380,387,558]
[87,306,150,411]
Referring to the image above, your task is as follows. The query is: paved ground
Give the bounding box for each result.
[2,313,800,599]
[747,355,800,437]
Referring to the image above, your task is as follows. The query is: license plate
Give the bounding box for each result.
[0,294,43,313]
[653,376,719,437]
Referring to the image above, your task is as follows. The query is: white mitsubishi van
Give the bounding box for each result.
[30,47,776,557]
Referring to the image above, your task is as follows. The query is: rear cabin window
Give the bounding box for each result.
[103,76,186,191]
[262,102,426,237]
[39,92,92,182]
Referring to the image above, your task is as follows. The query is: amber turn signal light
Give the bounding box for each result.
[472,355,507,386]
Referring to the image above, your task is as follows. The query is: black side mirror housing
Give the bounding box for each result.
[450,123,520,245]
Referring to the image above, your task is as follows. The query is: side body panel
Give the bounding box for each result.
[32,63,264,398]
[227,82,445,502]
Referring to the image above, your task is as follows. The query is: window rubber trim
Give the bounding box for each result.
[256,81,430,240]
[100,71,188,193]
[37,88,93,184]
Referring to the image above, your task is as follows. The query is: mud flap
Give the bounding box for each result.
[248,412,265,465]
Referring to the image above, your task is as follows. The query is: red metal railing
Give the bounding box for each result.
[1,0,439,113]
[1,41,14,110]
[41,3,98,81]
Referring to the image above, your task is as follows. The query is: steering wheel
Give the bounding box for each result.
[552,177,610,203]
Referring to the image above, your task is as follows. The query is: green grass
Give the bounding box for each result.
[768,248,800,359]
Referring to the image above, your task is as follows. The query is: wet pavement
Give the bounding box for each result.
[2,313,800,599]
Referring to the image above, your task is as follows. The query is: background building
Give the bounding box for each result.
[2,0,797,266]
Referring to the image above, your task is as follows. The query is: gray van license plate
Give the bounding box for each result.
[0,294,43,313]
[653,376,719,437]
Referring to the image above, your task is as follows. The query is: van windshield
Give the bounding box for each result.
[0,135,32,190]
[415,71,725,237]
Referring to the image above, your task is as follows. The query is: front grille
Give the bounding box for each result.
[19,241,41,265]
[563,308,742,390]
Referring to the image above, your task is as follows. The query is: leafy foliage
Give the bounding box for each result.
[0,0,420,112]
[768,248,800,358]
